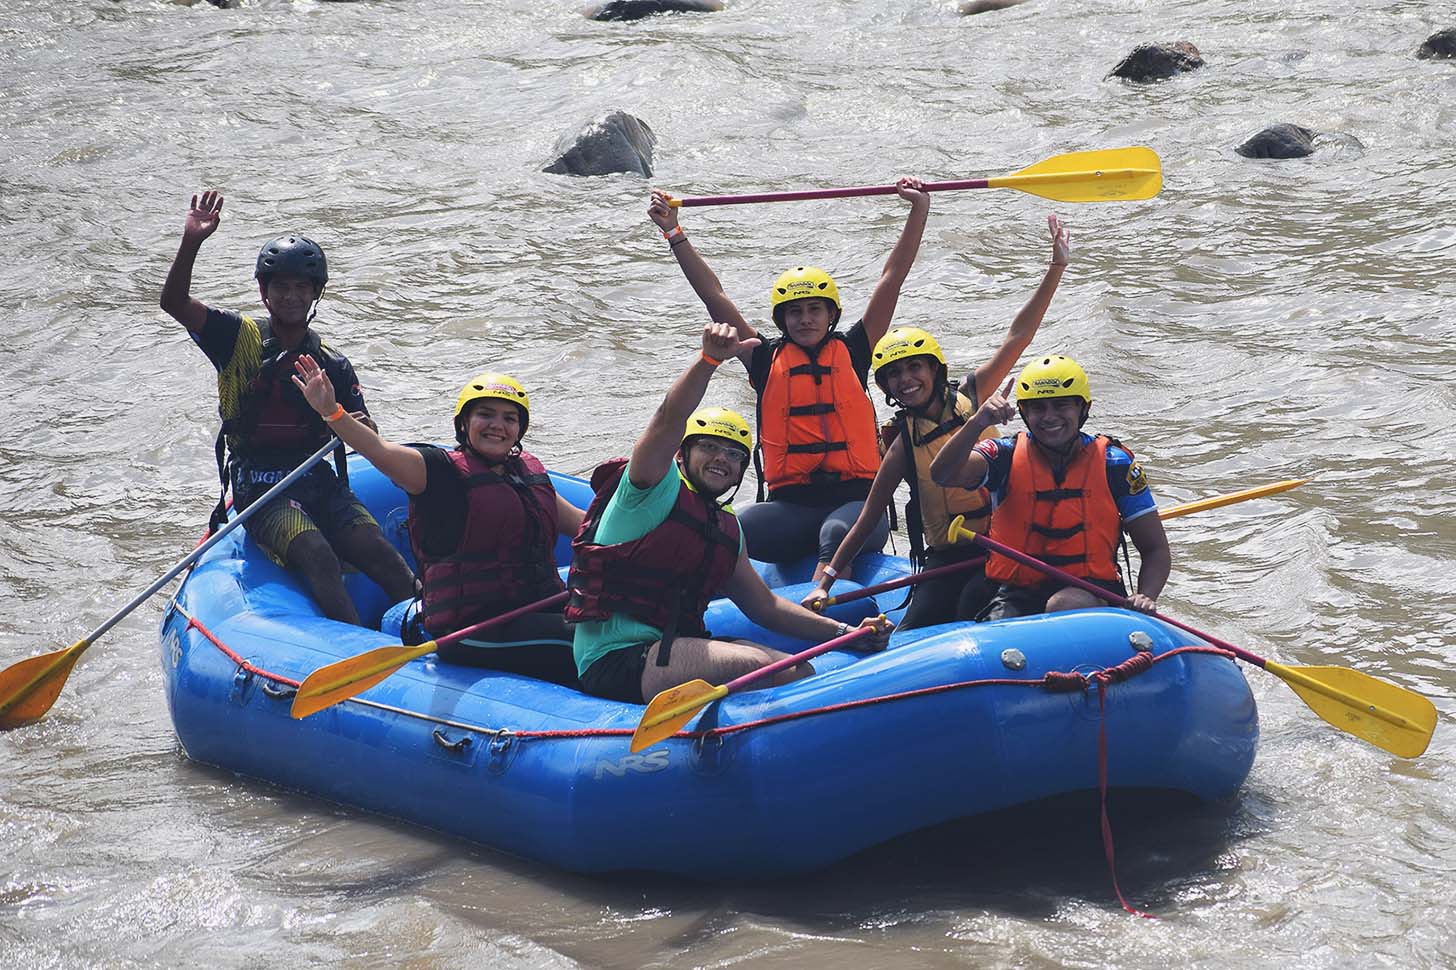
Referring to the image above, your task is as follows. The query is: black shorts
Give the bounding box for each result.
[978,577,1127,622]
[579,641,653,704]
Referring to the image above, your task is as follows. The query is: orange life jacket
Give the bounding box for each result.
[986,432,1123,587]
[756,336,880,496]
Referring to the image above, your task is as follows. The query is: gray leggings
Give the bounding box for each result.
[738,498,890,565]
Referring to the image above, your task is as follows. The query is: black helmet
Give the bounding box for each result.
[254,235,328,287]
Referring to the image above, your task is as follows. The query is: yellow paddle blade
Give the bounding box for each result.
[989,146,1163,203]
[630,679,726,752]
[290,640,436,719]
[0,640,89,730]
[1160,479,1308,520]
[1269,661,1437,759]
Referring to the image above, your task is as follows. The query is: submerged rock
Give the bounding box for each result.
[1108,41,1205,82]
[1235,124,1315,159]
[957,0,1029,14]
[585,0,724,21]
[544,112,656,177]
[1416,28,1456,60]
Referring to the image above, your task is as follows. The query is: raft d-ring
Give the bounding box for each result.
[486,730,516,773]
[260,680,297,700]
[432,728,474,752]
[1128,631,1153,653]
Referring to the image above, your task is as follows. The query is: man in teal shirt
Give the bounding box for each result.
[568,324,892,703]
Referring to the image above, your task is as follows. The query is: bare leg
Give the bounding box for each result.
[639,636,815,700]
[285,531,360,625]
[1045,586,1104,613]
[332,522,419,603]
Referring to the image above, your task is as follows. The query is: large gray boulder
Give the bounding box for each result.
[585,0,723,21]
[1235,124,1315,159]
[544,112,656,177]
[1108,41,1205,82]
[1416,28,1456,59]
[958,0,1029,14]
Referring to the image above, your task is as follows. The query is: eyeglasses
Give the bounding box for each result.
[692,439,749,465]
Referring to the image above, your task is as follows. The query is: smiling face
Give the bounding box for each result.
[681,436,749,499]
[880,356,940,411]
[1018,396,1087,451]
[259,273,322,329]
[462,399,524,463]
[778,298,835,348]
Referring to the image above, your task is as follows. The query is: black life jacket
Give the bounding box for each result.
[209,322,354,529]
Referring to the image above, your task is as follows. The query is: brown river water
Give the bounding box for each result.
[2,1,1454,967]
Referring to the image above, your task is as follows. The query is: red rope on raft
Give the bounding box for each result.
[180,608,1233,917]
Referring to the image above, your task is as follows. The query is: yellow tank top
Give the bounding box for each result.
[905,392,997,551]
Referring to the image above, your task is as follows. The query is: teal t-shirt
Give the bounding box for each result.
[571,460,742,676]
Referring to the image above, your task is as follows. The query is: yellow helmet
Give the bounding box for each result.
[770,266,841,327]
[682,406,753,455]
[1014,355,1091,404]
[872,327,946,376]
[454,372,531,440]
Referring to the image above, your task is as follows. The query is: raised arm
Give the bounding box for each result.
[961,215,1069,403]
[860,177,931,346]
[292,354,428,495]
[648,190,757,365]
[160,191,224,334]
[929,377,1016,490]
[628,323,759,489]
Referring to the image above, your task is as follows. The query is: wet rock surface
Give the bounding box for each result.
[544,112,657,177]
[1109,41,1205,82]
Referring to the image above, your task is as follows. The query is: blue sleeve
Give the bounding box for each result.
[1105,445,1157,522]
[973,436,1017,498]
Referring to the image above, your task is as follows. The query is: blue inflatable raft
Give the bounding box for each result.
[159,454,1258,880]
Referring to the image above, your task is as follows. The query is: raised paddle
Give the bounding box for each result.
[0,437,342,730]
[947,516,1437,759]
[630,621,880,753]
[669,147,1162,208]
[290,590,570,719]
[816,479,1310,611]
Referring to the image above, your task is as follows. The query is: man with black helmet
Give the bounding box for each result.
[160,189,416,625]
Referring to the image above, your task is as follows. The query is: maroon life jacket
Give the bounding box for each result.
[409,448,564,637]
[565,458,740,637]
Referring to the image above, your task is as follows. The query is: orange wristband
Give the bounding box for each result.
[323,404,346,423]
[663,226,684,239]
[700,351,723,367]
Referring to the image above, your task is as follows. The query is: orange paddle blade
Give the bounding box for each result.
[630,679,725,752]
[0,640,89,730]
[290,641,436,719]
